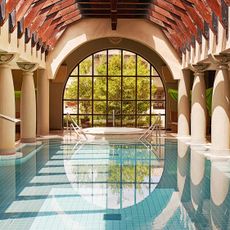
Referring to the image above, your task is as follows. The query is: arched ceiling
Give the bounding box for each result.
[0,0,229,55]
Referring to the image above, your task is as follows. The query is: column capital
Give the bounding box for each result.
[17,62,38,72]
[0,52,16,64]
[190,63,209,74]
[210,53,230,69]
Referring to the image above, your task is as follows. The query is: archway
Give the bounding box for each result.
[62,49,166,128]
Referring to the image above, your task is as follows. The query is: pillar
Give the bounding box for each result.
[178,69,190,137]
[17,62,38,143]
[0,53,16,154]
[191,64,208,144]
[211,54,230,150]
[37,69,49,135]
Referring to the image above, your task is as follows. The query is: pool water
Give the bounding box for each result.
[0,138,229,229]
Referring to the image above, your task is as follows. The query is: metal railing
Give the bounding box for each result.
[0,113,21,123]
[139,114,164,158]
[66,113,88,140]
[139,114,161,141]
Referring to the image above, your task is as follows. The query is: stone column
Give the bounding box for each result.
[178,69,191,137]
[211,54,230,150]
[37,69,49,135]
[191,64,208,144]
[17,62,38,143]
[0,53,16,154]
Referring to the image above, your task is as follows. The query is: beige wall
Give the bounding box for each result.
[46,19,182,80]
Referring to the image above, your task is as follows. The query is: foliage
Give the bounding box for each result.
[15,91,21,99]
[168,87,213,116]
[64,53,161,124]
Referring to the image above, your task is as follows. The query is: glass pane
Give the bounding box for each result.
[137,77,150,100]
[93,115,106,127]
[152,101,165,110]
[63,115,78,127]
[123,51,136,76]
[64,78,78,99]
[151,115,165,128]
[79,77,92,99]
[152,77,165,100]
[122,101,135,114]
[122,77,135,99]
[63,101,78,114]
[137,56,150,76]
[108,50,121,75]
[79,115,92,128]
[108,101,121,114]
[79,56,92,75]
[122,115,135,127]
[94,101,106,114]
[137,115,150,127]
[70,66,78,76]
[94,77,106,99]
[137,101,150,114]
[151,66,158,76]
[94,51,107,75]
[108,77,121,100]
[79,101,92,114]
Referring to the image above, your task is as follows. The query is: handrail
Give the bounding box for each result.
[66,113,88,140]
[0,113,21,123]
[139,114,161,140]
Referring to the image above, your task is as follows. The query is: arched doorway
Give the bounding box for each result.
[62,49,166,128]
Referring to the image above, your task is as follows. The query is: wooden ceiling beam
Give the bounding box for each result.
[24,0,47,28]
[149,5,190,43]
[16,0,34,21]
[179,0,204,34]
[52,5,78,20]
[57,14,81,29]
[41,0,63,10]
[46,27,66,47]
[47,0,77,15]
[147,15,171,29]
[6,0,19,14]
[162,29,181,53]
[111,0,118,30]
[41,10,80,42]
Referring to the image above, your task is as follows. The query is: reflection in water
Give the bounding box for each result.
[67,143,164,209]
[177,139,230,230]
[177,140,190,202]
[211,162,230,230]
[0,139,229,229]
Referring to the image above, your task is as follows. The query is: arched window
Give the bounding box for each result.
[63,49,166,128]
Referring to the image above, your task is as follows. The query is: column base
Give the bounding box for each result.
[20,137,36,143]
[191,138,207,145]
[210,145,230,152]
[0,147,16,155]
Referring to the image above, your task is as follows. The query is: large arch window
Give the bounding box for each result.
[63,49,165,128]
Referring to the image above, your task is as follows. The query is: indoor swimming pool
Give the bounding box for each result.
[0,138,229,230]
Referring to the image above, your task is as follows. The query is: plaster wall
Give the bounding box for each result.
[46,19,182,80]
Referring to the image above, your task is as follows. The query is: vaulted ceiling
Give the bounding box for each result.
[0,0,229,55]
